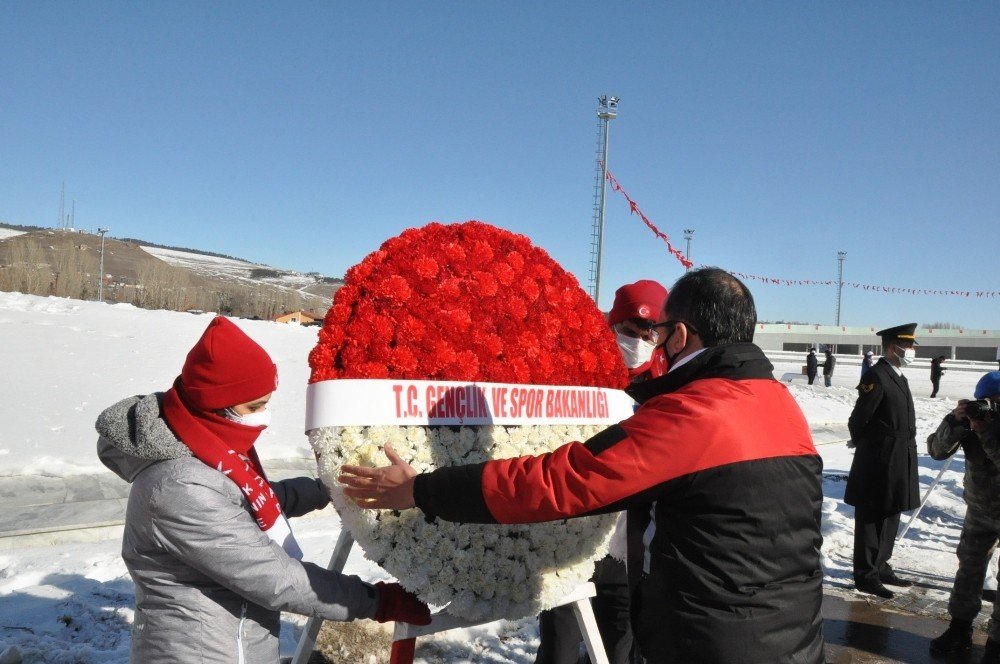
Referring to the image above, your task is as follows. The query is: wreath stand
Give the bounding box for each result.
[291,530,610,664]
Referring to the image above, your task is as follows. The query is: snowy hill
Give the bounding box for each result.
[140,244,341,301]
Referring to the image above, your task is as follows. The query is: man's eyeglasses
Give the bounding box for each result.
[651,320,700,338]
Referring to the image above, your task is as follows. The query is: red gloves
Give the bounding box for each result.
[373,581,432,625]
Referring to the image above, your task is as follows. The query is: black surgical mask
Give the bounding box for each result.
[659,323,686,369]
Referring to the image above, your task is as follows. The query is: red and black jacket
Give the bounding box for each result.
[414,343,825,663]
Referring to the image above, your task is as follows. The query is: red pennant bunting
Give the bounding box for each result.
[602,168,992,299]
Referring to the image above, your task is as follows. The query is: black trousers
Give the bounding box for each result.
[853,507,902,584]
[535,556,635,664]
[931,378,940,398]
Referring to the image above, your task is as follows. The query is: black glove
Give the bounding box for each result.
[373,582,431,625]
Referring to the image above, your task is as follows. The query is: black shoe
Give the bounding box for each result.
[929,619,973,655]
[982,638,1000,664]
[855,579,894,599]
[880,571,913,587]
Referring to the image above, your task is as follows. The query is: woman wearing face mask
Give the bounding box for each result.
[844,322,921,600]
[96,317,429,664]
[611,279,670,384]
[535,279,668,664]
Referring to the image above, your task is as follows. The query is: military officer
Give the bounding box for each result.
[845,323,920,599]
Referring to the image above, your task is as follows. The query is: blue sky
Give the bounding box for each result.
[2,2,998,328]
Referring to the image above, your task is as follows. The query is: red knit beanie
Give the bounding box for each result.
[179,317,278,411]
[608,280,669,326]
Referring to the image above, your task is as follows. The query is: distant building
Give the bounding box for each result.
[755,323,1000,361]
[274,310,321,326]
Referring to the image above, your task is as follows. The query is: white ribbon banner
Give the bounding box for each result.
[305,379,636,430]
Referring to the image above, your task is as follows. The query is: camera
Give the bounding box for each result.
[966,398,999,420]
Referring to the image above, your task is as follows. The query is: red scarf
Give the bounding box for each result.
[162,378,302,559]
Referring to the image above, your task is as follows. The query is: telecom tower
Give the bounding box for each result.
[58,182,65,229]
[587,95,618,305]
[57,183,75,229]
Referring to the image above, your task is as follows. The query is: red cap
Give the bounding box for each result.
[179,317,278,411]
[608,280,668,326]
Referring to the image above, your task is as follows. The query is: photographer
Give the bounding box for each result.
[928,371,1000,662]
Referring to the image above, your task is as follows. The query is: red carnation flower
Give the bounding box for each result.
[480,332,504,357]
[471,271,499,298]
[413,256,439,280]
[520,277,541,304]
[505,250,525,272]
[373,275,412,302]
[492,262,516,287]
[504,297,528,321]
[469,239,494,265]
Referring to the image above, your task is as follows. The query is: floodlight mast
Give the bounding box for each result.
[835,251,847,325]
[588,95,618,306]
[683,229,695,270]
[97,228,109,302]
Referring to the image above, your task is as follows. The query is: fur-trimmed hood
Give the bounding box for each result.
[96,393,191,482]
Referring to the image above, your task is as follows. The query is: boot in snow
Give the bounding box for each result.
[929,619,973,655]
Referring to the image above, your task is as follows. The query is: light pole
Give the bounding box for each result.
[588,94,618,305]
[683,229,695,270]
[835,251,847,326]
[97,228,109,302]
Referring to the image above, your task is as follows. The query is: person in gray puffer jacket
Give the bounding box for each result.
[97,317,429,664]
[927,371,1000,662]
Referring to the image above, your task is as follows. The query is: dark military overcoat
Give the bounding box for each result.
[845,357,920,515]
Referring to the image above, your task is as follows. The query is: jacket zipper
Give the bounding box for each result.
[237,603,246,664]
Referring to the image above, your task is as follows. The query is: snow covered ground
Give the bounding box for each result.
[0,291,995,662]
[0,228,25,241]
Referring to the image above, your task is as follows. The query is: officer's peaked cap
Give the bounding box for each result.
[877,323,919,345]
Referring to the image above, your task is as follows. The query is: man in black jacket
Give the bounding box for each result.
[823,349,837,387]
[340,268,826,664]
[931,355,946,398]
[806,348,818,385]
[845,323,920,599]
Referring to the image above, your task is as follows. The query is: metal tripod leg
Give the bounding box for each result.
[290,530,356,664]
[899,455,955,541]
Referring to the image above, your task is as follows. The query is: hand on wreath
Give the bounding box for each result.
[339,442,418,510]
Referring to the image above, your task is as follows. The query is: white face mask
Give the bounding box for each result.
[616,331,656,369]
[896,347,916,366]
[223,407,271,428]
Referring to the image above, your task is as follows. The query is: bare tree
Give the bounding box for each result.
[135,260,191,311]
[2,241,49,294]
[50,244,99,298]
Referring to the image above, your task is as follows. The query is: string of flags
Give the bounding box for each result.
[603,168,999,299]
[603,168,693,270]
